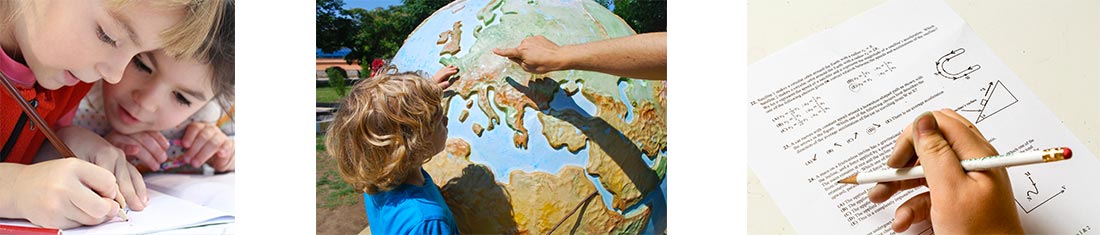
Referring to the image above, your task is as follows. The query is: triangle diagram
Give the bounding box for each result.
[976,80,1019,123]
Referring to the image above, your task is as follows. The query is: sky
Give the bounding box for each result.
[343,0,403,10]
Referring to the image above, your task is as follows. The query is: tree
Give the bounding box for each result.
[343,0,453,68]
[597,0,666,34]
[317,0,357,53]
[326,67,350,97]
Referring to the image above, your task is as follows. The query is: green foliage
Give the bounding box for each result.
[318,0,665,67]
[345,0,452,66]
[325,67,349,97]
[316,0,451,65]
[597,0,666,34]
[317,0,357,53]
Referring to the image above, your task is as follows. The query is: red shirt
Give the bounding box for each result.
[0,49,92,164]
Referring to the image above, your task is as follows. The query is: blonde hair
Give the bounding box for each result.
[124,0,226,59]
[324,66,445,194]
[1,0,225,59]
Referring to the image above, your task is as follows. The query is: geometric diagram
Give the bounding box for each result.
[957,80,1019,123]
[1014,171,1066,214]
[934,48,981,80]
[771,96,829,133]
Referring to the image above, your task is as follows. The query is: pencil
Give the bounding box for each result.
[1,71,129,222]
[837,147,1072,184]
[0,72,76,158]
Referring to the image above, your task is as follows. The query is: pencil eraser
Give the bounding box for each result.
[1064,147,1072,159]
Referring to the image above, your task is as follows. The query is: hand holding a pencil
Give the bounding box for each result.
[7,158,123,229]
[866,110,1023,233]
[59,127,148,212]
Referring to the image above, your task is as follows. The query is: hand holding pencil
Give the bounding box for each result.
[865,109,1023,234]
[9,158,127,229]
[1,72,132,229]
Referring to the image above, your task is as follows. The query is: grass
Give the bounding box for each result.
[317,87,347,103]
[316,134,360,208]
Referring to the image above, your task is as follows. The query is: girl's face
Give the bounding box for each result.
[102,50,213,134]
[12,0,184,90]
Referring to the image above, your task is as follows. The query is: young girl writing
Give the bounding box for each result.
[0,0,224,229]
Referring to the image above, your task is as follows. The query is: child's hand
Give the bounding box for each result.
[180,122,234,171]
[867,110,1021,233]
[59,126,148,211]
[105,130,170,171]
[10,158,124,229]
[431,65,459,90]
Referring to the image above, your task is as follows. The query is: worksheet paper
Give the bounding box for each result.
[0,173,234,234]
[747,0,1100,234]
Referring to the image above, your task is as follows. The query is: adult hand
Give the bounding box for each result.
[180,122,234,172]
[10,158,123,229]
[867,109,1022,233]
[106,130,169,171]
[493,35,569,74]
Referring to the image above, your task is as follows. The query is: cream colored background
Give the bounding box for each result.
[747,0,1100,233]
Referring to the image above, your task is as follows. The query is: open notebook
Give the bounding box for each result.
[0,173,234,234]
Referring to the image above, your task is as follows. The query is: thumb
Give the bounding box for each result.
[493,47,519,58]
[912,111,967,189]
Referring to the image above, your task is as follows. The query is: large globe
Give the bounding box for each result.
[389,0,666,233]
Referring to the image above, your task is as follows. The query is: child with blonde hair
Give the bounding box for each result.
[0,0,225,229]
[325,65,460,235]
[75,0,235,174]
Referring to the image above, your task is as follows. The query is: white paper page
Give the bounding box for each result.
[748,0,1100,234]
[144,173,235,214]
[0,189,232,235]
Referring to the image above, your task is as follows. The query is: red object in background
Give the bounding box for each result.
[370,59,385,77]
[0,224,61,235]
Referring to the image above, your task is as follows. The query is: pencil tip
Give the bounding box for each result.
[837,174,858,184]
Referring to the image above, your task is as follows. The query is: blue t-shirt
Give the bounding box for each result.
[364,169,458,235]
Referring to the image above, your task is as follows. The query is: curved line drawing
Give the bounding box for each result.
[1024,172,1039,200]
[934,48,981,80]
[1013,171,1066,214]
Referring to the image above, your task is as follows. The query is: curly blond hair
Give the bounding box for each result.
[325,66,445,194]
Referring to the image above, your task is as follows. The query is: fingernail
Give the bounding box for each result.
[914,112,937,135]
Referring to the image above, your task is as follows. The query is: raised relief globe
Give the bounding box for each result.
[389,0,666,233]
